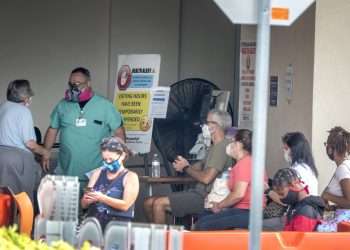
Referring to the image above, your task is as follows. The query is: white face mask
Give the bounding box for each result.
[25,97,32,107]
[201,124,211,139]
[283,149,292,164]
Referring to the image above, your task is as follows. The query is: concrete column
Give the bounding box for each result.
[313,0,350,190]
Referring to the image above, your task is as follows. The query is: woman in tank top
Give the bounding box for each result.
[318,127,350,232]
[81,137,139,229]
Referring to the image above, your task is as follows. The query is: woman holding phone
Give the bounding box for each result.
[81,137,139,229]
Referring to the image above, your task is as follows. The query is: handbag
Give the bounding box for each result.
[263,201,288,219]
[204,176,230,209]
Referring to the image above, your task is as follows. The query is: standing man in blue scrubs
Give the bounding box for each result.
[43,67,125,189]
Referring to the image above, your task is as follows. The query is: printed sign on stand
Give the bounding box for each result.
[113,54,161,154]
[150,87,170,119]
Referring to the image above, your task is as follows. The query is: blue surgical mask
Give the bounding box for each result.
[102,157,121,173]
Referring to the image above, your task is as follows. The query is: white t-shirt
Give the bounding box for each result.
[291,163,318,195]
[327,159,350,197]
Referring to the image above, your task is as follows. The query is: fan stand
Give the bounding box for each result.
[142,153,150,176]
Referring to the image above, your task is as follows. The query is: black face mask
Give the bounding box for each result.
[281,190,299,206]
[326,146,335,161]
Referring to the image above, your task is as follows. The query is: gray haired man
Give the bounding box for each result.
[0,79,49,200]
[143,109,233,224]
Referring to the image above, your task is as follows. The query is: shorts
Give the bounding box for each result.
[168,191,205,217]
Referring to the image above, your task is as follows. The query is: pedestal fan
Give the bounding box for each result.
[152,78,233,177]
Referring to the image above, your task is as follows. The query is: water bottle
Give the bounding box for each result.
[151,153,161,177]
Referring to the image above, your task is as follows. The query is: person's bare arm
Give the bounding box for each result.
[213,181,248,212]
[44,127,58,149]
[189,161,204,171]
[41,127,58,171]
[81,169,102,209]
[114,126,126,142]
[267,190,287,206]
[184,166,218,185]
[173,156,216,184]
[26,140,50,170]
[86,172,139,211]
[173,157,203,171]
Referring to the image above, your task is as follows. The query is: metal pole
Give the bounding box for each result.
[248,0,271,249]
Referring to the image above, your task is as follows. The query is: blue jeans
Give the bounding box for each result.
[195,208,250,230]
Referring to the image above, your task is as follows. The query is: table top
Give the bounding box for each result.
[139,176,196,184]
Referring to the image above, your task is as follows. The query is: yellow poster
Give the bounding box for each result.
[114,91,151,131]
[113,54,161,154]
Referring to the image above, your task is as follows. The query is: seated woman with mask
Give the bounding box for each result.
[263,132,319,231]
[81,137,139,229]
[195,129,267,230]
[282,132,318,195]
[318,127,350,232]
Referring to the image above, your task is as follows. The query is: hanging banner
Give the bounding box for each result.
[238,41,256,130]
[113,54,161,154]
[269,75,278,107]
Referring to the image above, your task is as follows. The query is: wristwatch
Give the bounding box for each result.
[183,165,190,172]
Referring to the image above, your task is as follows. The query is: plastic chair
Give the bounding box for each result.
[0,193,13,226]
[13,192,34,236]
[77,217,104,249]
[0,187,34,236]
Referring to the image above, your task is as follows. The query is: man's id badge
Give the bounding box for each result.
[75,118,87,127]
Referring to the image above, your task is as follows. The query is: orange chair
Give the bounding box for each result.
[182,231,350,250]
[0,187,34,236]
[0,194,12,226]
[0,187,16,227]
[13,192,34,236]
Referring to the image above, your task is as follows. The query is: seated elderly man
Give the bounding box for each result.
[143,109,233,224]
